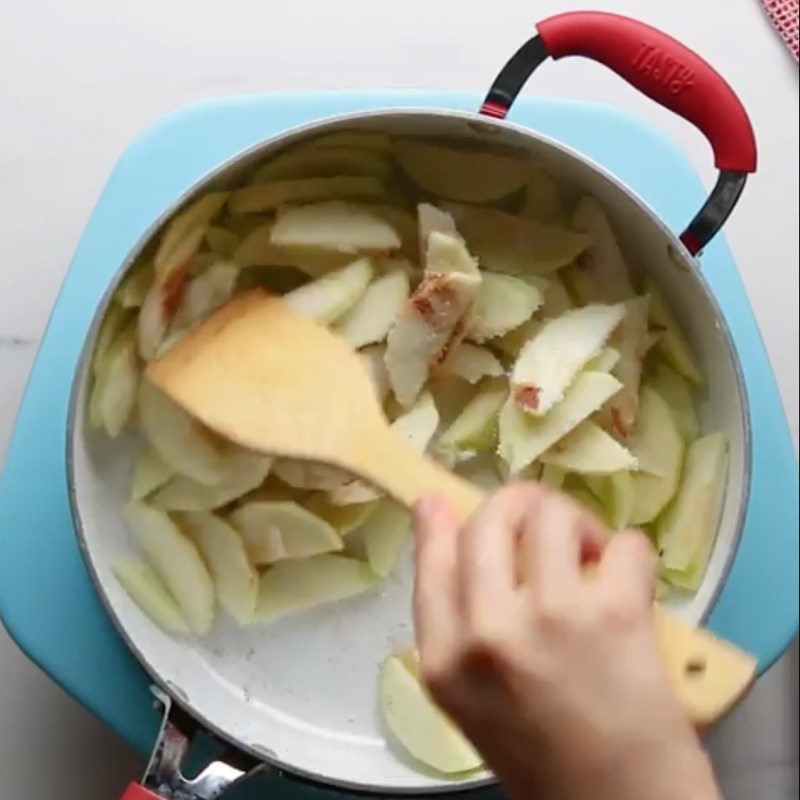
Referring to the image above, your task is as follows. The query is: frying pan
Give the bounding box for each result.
[68,12,757,798]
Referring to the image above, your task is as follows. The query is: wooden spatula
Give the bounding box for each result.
[146,289,756,726]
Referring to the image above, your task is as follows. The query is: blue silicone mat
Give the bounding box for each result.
[0,92,797,798]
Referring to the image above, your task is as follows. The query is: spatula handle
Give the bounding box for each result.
[358,429,756,726]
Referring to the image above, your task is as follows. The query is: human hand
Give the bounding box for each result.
[412,483,720,800]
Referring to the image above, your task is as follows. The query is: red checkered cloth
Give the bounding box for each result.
[759,0,799,61]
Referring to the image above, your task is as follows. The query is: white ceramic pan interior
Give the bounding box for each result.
[69,110,750,795]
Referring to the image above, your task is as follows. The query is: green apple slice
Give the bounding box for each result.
[113,556,189,635]
[572,196,635,302]
[646,282,704,385]
[541,421,637,474]
[122,501,215,635]
[305,493,379,536]
[511,303,625,416]
[438,377,508,461]
[89,321,139,438]
[270,201,401,252]
[600,296,651,437]
[228,176,386,214]
[468,272,544,342]
[131,447,174,500]
[137,261,193,360]
[250,146,392,183]
[565,486,609,525]
[428,375,477,428]
[540,463,566,490]
[493,318,541,359]
[150,447,272,511]
[439,343,504,384]
[584,471,635,529]
[585,346,620,374]
[446,204,591,276]
[177,511,258,625]
[360,499,411,577]
[628,387,686,525]
[138,379,226,486]
[522,167,565,224]
[205,226,239,258]
[283,257,374,323]
[498,371,622,474]
[454,453,504,492]
[336,267,410,347]
[385,233,481,406]
[154,192,229,277]
[645,362,699,441]
[255,554,378,622]
[417,203,459,261]
[380,653,482,774]
[657,432,728,581]
[115,259,153,309]
[228,500,342,564]
[173,261,240,329]
[395,139,530,203]
[271,459,351,491]
[92,303,134,376]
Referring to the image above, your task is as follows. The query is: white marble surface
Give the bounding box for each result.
[0,0,797,798]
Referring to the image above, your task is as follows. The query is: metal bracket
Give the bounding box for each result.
[140,686,266,800]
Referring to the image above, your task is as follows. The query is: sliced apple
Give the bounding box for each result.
[336,267,410,348]
[539,276,573,318]
[205,226,239,258]
[228,500,342,564]
[131,447,174,500]
[454,453,504,493]
[522,167,565,224]
[572,196,635,302]
[600,296,651,437]
[428,375,477,428]
[369,206,419,262]
[628,387,686,525]
[385,233,481,406]
[646,362,699,442]
[498,371,622,473]
[359,498,412,577]
[122,501,215,635]
[657,432,728,585]
[395,139,530,203]
[540,463,566,490]
[137,259,193,360]
[438,343,504,384]
[493,318,541,359]
[255,554,378,622]
[541,421,637,474]
[417,203,459,260]
[113,556,189,635]
[271,459,351,491]
[250,146,392,183]
[173,261,240,329]
[270,201,401,253]
[380,653,482,774]
[282,257,374,323]
[511,303,625,416]
[357,344,391,402]
[89,321,139,437]
[150,447,272,511]
[154,192,229,277]
[565,486,609,524]
[585,346,620,374]
[228,176,386,214]
[646,282,704,385]
[468,272,543,342]
[446,204,591,277]
[437,377,508,461]
[305,493,378,535]
[584,471,635,529]
[115,259,153,309]
[177,511,258,624]
[231,222,351,274]
[92,303,134,376]
[138,379,226,485]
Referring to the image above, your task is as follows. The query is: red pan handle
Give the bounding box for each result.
[480,11,757,255]
[118,783,162,800]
